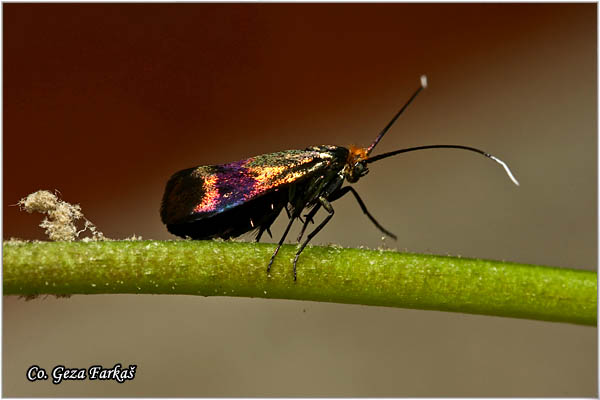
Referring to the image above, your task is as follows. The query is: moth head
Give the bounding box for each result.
[345,145,369,183]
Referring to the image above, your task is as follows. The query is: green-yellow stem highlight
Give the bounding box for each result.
[3,240,596,326]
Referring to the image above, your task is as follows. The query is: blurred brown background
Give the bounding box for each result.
[3,3,597,397]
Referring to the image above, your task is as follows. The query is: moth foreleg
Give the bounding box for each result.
[330,186,397,240]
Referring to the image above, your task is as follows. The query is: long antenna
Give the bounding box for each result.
[367,144,520,186]
[366,75,428,155]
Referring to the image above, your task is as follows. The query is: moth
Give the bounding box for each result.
[160,76,519,280]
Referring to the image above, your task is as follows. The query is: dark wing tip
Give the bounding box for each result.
[160,167,206,225]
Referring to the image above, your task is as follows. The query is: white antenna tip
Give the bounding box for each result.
[490,155,520,187]
[420,75,428,89]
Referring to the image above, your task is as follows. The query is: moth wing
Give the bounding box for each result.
[160,148,338,225]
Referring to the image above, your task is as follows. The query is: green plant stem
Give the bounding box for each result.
[3,240,596,326]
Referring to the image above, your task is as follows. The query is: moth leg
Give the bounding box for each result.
[285,204,305,224]
[302,212,315,225]
[256,229,264,243]
[297,204,321,242]
[330,186,397,240]
[256,204,284,242]
[255,221,274,243]
[292,197,334,281]
[267,215,297,274]
[256,226,271,242]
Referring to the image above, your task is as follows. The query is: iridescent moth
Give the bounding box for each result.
[160,76,519,280]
